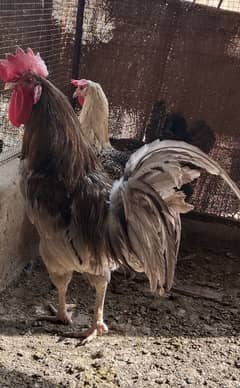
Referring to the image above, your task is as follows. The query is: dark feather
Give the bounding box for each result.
[109,137,144,152]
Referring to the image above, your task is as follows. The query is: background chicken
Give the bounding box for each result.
[71,78,110,152]
[72,79,138,180]
[1,48,239,345]
[72,80,164,180]
[144,100,216,152]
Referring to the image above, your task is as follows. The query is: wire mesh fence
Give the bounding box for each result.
[192,0,240,12]
[0,0,78,162]
[79,0,240,136]
[190,134,240,220]
[0,0,240,222]
[79,0,240,222]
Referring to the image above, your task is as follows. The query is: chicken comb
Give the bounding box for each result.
[71,79,88,88]
[0,46,49,82]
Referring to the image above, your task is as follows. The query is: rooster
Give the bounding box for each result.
[1,48,240,344]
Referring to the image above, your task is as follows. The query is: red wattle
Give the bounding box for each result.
[9,84,34,127]
[79,95,85,106]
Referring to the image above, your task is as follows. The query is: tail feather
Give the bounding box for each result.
[125,140,240,200]
[107,140,240,294]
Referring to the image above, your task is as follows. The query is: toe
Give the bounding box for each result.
[96,322,108,335]
[81,330,98,345]
[57,312,73,325]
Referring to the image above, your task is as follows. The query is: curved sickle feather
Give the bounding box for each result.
[107,140,240,294]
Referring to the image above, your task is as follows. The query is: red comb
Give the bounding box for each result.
[0,47,48,82]
[71,79,88,87]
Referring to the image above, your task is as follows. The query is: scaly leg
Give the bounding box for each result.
[64,274,109,344]
[81,274,108,344]
[37,271,73,325]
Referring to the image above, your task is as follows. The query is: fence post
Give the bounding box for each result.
[71,0,86,105]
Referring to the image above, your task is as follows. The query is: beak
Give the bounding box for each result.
[4,82,16,90]
[72,89,78,99]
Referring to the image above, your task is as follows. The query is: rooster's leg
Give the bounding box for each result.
[63,274,108,343]
[37,271,73,325]
[81,274,108,344]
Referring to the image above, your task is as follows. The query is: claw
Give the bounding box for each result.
[36,314,72,325]
[36,303,73,325]
[62,321,108,344]
[81,329,98,345]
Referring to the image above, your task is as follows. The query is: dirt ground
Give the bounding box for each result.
[0,247,239,388]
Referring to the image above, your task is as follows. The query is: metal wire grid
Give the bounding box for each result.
[79,0,240,221]
[0,0,78,155]
[190,135,240,220]
[0,0,240,223]
[187,0,240,12]
[0,90,22,166]
[80,0,240,139]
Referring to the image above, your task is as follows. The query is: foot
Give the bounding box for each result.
[63,321,108,344]
[81,321,108,345]
[36,304,73,325]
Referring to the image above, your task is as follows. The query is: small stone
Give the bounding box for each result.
[92,361,102,369]
[91,350,104,359]
[155,378,164,384]
[234,359,240,368]
[63,340,72,345]
[75,365,85,373]
[177,308,186,317]
[32,353,43,361]
[65,365,74,375]
[31,374,41,379]
[185,377,193,384]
